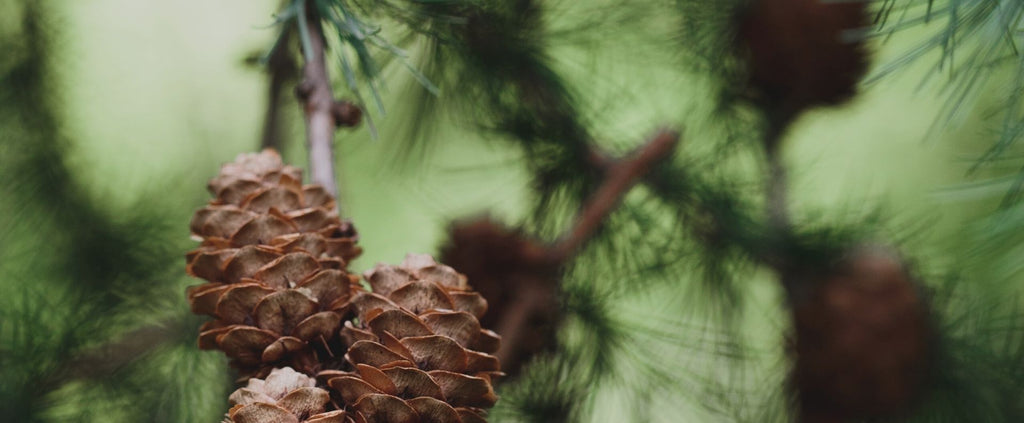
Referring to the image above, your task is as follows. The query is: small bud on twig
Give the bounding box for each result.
[294,80,315,102]
[330,101,361,128]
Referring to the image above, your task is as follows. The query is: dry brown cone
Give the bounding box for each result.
[790,246,930,422]
[737,0,870,137]
[226,367,351,423]
[184,150,363,378]
[321,254,501,423]
[439,217,562,378]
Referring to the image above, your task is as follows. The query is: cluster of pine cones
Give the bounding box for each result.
[185,150,501,422]
[736,1,932,421]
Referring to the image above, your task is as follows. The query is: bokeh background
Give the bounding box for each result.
[2,0,1021,421]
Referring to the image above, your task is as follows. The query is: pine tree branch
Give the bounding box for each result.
[37,318,186,390]
[472,130,680,370]
[63,321,183,380]
[296,1,340,200]
[550,129,681,261]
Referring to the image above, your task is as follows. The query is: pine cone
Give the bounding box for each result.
[439,217,562,378]
[226,367,350,423]
[185,150,362,378]
[322,254,501,423]
[737,0,870,127]
[791,246,930,421]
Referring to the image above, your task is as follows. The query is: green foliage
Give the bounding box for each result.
[870,0,1024,196]
[269,0,442,135]
[0,2,227,421]
[5,0,1024,422]
[888,276,1024,422]
[870,0,1024,316]
[313,0,1024,421]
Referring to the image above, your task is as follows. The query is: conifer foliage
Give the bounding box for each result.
[7,0,1024,423]
[183,0,1024,421]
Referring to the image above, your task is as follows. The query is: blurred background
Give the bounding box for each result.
[2,0,1023,421]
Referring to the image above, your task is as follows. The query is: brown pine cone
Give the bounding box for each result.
[737,0,870,128]
[791,246,930,421]
[439,217,562,378]
[184,150,362,378]
[226,367,351,423]
[322,254,501,423]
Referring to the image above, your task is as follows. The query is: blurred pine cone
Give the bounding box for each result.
[226,367,349,423]
[737,0,870,129]
[791,246,930,421]
[322,254,501,423]
[440,217,562,378]
[185,150,362,378]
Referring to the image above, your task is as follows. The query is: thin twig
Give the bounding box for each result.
[763,118,800,293]
[767,152,790,232]
[549,129,681,260]
[297,1,340,200]
[764,120,791,234]
[260,28,297,151]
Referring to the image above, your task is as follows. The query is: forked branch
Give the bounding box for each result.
[550,129,681,261]
[451,129,681,370]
